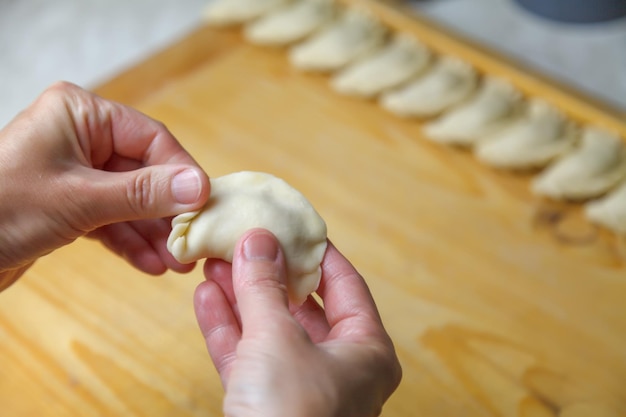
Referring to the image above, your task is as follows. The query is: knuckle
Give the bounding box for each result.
[241,271,288,294]
[389,351,403,388]
[55,177,99,234]
[213,350,237,377]
[153,119,168,132]
[238,267,289,301]
[374,340,403,391]
[127,172,156,216]
[39,81,77,106]
[47,80,76,94]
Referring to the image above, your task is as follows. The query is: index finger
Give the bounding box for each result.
[59,82,200,168]
[316,241,386,340]
[108,102,194,166]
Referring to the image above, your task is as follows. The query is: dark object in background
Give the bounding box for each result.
[514,0,626,23]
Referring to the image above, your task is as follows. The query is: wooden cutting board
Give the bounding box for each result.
[1,4,625,416]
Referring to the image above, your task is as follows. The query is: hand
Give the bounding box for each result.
[0,82,210,290]
[194,229,402,417]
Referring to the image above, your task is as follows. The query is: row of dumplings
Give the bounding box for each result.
[204,0,626,234]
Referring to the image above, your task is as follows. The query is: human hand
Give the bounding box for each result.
[194,229,402,417]
[0,82,210,290]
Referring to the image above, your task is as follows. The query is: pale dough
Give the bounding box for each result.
[422,77,522,146]
[531,127,626,201]
[380,56,477,118]
[585,181,626,234]
[475,99,578,169]
[167,172,328,305]
[330,34,431,98]
[289,8,386,72]
[244,0,336,46]
[204,0,288,26]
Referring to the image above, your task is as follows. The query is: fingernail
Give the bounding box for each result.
[172,169,202,204]
[243,232,279,261]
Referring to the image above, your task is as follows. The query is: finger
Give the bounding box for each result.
[213,243,327,340]
[129,218,196,273]
[64,163,208,227]
[289,296,330,343]
[90,222,167,275]
[204,259,236,303]
[317,241,386,340]
[231,229,292,337]
[47,82,210,223]
[89,218,194,274]
[204,259,240,326]
[194,280,240,387]
[104,100,198,166]
[101,153,142,172]
[317,246,403,400]
[55,81,199,168]
[83,136,206,223]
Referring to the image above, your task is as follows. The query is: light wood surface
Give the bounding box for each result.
[2,6,626,417]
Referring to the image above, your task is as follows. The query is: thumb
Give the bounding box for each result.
[232,229,291,336]
[72,165,209,227]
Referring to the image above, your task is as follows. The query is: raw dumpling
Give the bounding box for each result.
[330,34,431,98]
[475,99,578,169]
[422,77,522,146]
[585,181,626,234]
[380,56,477,118]
[167,171,328,305]
[204,0,288,26]
[244,0,336,46]
[531,127,626,201]
[289,8,386,72]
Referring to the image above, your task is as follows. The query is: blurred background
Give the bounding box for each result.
[0,0,624,127]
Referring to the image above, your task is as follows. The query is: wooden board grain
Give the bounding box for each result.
[2,11,626,417]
